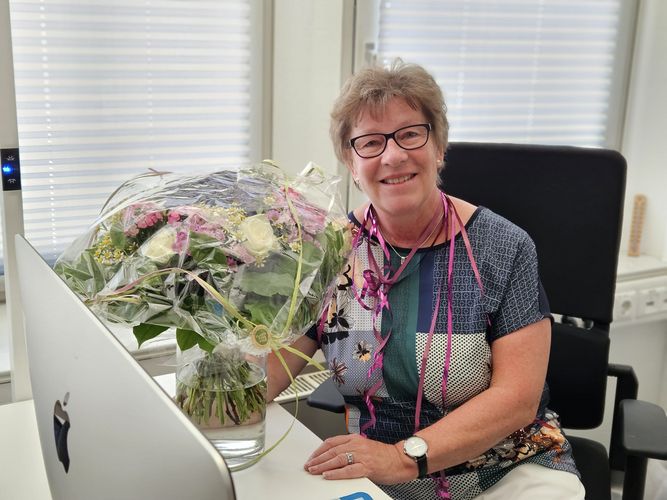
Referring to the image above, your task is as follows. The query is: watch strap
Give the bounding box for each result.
[416,454,428,479]
[403,436,429,479]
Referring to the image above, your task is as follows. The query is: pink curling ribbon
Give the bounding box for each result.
[412,195,453,500]
[414,196,450,431]
[348,193,486,500]
[419,194,486,500]
[349,201,444,435]
[436,473,452,499]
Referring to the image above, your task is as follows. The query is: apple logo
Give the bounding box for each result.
[53,392,71,473]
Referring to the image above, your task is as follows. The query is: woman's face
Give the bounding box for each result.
[346,97,444,222]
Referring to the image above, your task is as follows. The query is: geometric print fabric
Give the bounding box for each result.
[308,207,579,499]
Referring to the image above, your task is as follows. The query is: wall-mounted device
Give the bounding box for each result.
[1,146,31,401]
[1,148,21,191]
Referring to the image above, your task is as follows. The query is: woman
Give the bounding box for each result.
[267,61,584,499]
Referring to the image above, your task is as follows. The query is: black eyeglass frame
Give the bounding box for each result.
[349,123,432,159]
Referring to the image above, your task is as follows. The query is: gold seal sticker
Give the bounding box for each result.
[250,324,271,349]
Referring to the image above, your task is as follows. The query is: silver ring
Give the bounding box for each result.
[345,452,354,466]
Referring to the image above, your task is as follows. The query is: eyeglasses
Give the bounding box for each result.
[349,123,432,159]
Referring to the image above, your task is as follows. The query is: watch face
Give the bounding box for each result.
[404,436,428,458]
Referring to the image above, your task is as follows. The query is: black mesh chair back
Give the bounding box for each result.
[442,142,626,427]
[441,142,627,499]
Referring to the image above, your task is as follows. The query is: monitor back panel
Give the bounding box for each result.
[15,235,236,500]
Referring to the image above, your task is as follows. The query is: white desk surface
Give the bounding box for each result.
[0,384,390,500]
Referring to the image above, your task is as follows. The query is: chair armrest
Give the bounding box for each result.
[608,363,639,470]
[307,377,346,413]
[619,399,667,500]
[608,364,639,400]
[619,399,667,459]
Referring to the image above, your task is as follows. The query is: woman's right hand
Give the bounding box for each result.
[304,433,417,485]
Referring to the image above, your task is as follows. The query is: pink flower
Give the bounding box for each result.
[227,243,255,264]
[266,209,280,222]
[167,211,181,225]
[300,210,326,234]
[172,231,188,253]
[134,210,163,230]
[187,214,206,232]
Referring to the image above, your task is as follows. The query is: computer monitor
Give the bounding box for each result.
[15,235,236,500]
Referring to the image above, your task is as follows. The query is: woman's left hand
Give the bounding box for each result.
[303,434,414,484]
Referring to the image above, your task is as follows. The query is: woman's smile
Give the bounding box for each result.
[381,173,416,185]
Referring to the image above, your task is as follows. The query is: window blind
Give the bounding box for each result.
[377,0,630,147]
[2,0,257,273]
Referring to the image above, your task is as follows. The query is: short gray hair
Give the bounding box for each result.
[330,60,449,167]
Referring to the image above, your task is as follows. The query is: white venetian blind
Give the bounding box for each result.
[3,0,257,272]
[377,0,629,146]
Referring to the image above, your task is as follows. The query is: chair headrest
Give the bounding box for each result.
[442,142,626,325]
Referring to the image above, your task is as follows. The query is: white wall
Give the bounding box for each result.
[515,0,667,458]
[610,0,667,445]
[271,0,348,178]
[621,0,667,261]
[545,2,667,477]
[0,0,18,149]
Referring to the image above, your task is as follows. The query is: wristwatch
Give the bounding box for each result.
[403,435,429,479]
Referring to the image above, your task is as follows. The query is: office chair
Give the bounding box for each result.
[308,142,667,500]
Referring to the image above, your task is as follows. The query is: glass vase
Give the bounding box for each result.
[175,343,267,471]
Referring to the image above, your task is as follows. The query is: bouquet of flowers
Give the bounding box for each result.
[55,161,352,438]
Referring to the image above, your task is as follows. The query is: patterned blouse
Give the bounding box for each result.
[307,207,579,499]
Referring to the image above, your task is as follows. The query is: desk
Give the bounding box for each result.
[0,399,51,499]
[0,395,390,500]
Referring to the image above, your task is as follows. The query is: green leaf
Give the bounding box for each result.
[109,226,127,249]
[176,328,199,350]
[176,328,215,353]
[189,232,229,266]
[197,336,215,353]
[239,271,295,297]
[54,249,113,297]
[133,323,169,348]
[243,299,282,326]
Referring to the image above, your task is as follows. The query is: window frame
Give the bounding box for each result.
[1,0,272,285]
[353,0,639,150]
[0,0,273,389]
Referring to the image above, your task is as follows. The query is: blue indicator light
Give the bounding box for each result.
[2,164,13,175]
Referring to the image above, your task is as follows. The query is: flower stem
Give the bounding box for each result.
[175,352,267,429]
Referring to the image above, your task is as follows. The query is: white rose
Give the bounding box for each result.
[141,227,177,263]
[239,214,277,258]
